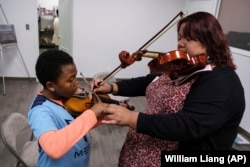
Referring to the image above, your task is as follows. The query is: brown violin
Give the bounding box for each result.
[147,50,208,78]
[118,49,207,78]
[64,88,135,117]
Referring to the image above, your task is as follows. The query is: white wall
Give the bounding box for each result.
[0,0,184,79]
[37,0,58,10]
[184,0,221,17]
[231,47,250,133]
[0,0,221,79]
[71,0,183,79]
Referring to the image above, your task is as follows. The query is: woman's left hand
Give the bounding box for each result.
[102,104,139,129]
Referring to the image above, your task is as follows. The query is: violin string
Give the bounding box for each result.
[80,72,102,104]
[80,72,91,86]
[100,68,121,85]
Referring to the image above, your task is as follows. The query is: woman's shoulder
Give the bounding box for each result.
[197,65,241,86]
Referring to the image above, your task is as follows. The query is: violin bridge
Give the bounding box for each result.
[88,93,92,100]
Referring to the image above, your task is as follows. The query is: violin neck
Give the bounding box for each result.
[143,51,160,59]
[98,96,120,105]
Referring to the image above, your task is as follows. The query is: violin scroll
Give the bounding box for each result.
[119,50,145,68]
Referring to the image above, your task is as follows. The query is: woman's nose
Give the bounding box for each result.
[178,39,185,49]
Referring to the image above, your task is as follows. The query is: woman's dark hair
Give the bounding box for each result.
[177,11,236,70]
[35,49,74,88]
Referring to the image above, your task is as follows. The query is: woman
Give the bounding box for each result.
[98,12,245,151]
[92,12,245,166]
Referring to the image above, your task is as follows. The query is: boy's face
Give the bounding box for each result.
[52,64,78,98]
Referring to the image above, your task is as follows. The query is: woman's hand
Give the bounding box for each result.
[102,104,139,129]
[89,79,117,94]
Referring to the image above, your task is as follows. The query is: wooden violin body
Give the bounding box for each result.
[64,91,99,116]
[148,50,207,78]
[119,49,207,78]
[64,90,134,117]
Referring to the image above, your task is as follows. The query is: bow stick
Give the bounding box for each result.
[100,11,184,85]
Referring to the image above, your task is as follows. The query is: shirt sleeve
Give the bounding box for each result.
[136,68,245,142]
[38,109,97,159]
[116,74,157,96]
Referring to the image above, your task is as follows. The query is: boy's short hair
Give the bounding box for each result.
[35,49,74,88]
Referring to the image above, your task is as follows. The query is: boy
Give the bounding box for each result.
[28,49,105,166]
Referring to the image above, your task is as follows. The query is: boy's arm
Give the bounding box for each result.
[39,109,97,159]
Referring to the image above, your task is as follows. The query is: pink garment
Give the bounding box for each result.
[119,74,195,167]
[39,109,97,159]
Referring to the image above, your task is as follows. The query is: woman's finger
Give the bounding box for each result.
[101,119,117,125]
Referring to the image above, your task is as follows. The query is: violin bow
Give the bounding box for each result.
[100,11,184,85]
[80,72,102,103]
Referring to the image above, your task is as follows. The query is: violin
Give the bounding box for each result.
[64,88,135,117]
[119,49,207,78]
[147,50,208,78]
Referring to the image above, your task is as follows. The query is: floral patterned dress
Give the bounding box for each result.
[118,74,195,167]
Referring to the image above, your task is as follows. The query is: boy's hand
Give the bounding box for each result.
[90,103,108,117]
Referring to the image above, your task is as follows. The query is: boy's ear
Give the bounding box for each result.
[46,81,55,92]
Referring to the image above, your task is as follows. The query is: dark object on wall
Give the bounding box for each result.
[0,24,17,45]
[227,31,250,51]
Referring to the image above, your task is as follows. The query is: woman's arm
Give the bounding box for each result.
[91,73,157,97]
[115,74,157,96]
